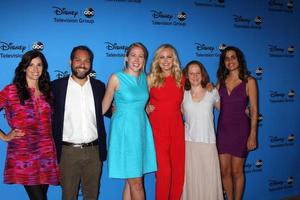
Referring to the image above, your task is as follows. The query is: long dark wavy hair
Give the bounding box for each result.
[13,50,52,105]
[183,60,210,91]
[217,46,249,84]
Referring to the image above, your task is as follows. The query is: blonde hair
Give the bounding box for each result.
[124,42,148,72]
[148,44,182,88]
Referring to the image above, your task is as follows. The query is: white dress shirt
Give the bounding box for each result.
[182,88,220,144]
[62,76,98,143]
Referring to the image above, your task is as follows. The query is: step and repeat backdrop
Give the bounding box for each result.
[0,0,299,199]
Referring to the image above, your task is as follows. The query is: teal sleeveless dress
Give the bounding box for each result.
[108,71,157,178]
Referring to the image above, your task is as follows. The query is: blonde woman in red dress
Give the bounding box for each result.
[147,44,185,200]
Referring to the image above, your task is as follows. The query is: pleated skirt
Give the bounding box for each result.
[182,141,224,200]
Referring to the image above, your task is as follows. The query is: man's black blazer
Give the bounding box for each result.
[51,76,107,162]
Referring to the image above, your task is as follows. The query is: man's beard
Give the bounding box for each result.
[71,66,91,79]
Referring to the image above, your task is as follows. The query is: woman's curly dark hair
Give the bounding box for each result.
[217,46,249,84]
[13,50,52,105]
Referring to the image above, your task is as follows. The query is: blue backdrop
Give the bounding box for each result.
[0,0,299,199]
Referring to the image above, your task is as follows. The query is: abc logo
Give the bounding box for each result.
[84,8,95,18]
[255,160,263,168]
[288,90,295,98]
[219,43,226,51]
[287,176,293,185]
[287,45,294,53]
[258,114,263,122]
[287,1,294,9]
[254,16,262,25]
[32,41,44,50]
[89,70,96,78]
[287,134,295,142]
[255,67,263,76]
[177,11,186,21]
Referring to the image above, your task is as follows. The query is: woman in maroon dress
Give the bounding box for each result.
[216,46,258,200]
[0,50,60,200]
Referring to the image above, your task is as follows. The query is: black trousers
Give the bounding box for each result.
[24,184,49,200]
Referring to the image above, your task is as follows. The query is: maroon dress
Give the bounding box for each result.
[216,82,250,158]
[0,84,60,185]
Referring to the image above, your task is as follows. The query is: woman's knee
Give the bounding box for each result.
[220,163,231,178]
[128,178,144,192]
[232,166,244,179]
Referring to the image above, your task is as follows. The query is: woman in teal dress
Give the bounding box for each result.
[102,42,157,200]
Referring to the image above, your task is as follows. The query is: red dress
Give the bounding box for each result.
[0,84,60,185]
[149,76,185,200]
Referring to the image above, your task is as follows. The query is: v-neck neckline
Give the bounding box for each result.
[189,90,208,103]
[225,81,243,96]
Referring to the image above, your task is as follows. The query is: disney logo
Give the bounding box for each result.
[270,90,285,98]
[151,10,173,21]
[269,45,284,53]
[104,42,128,51]
[52,6,78,18]
[233,15,251,24]
[268,0,283,7]
[269,180,284,187]
[55,70,69,79]
[195,43,215,52]
[269,136,284,143]
[0,42,26,52]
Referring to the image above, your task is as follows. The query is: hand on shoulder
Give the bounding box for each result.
[206,82,215,92]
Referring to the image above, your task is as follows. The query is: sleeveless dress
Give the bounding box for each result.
[217,82,250,158]
[0,84,60,185]
[149,75,185,200]
[108,71,157,178]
